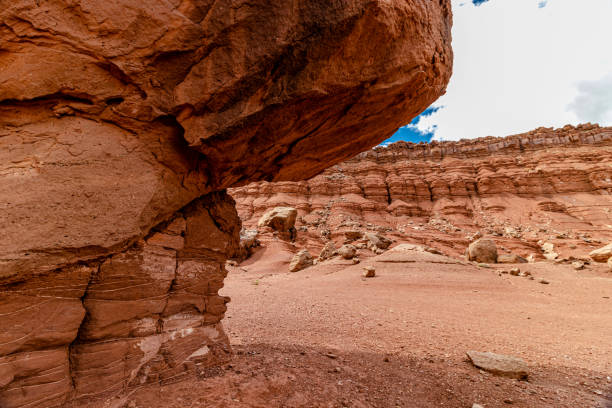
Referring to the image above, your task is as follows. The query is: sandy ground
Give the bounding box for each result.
[130,249,612,407]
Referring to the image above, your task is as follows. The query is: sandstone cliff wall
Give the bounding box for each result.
[0,1,453,406]
[231,125,612,261]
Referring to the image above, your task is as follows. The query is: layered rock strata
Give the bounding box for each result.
[1,192,238,408]
[231,125,612,261]
[0,1,453,406]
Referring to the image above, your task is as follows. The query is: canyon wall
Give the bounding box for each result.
[0,1,453,407]
[231,124,612,262]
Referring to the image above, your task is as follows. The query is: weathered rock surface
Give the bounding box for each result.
[590,243,612,263]
[1,192,238,408]
[338,244,358,260]
[497,254,528,264]
[319,241,337,262]
[467,239,498,264]
[289,249,314,272]
[231,125,612,262]
[466,351,529,379]
[363,266,376,278]
[258,207,298,232]
[0,1,453,406]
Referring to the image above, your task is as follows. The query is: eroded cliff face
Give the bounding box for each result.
[231,124,612,261]
[0,1,453,406]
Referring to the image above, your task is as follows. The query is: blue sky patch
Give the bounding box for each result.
[381,106,442,145]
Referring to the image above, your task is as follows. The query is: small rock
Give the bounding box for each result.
[539,279,550,285]
[365,232,392,250]
[472,404,484,408]
[318,241,337,261]
[572,260,585,270]
[344,230,363,242]
[509,268,520,276]
[338,244,357,260]
[363,266,376,278]
[498,254,528,264]
[466,351,529,379]
[352,257,360,264]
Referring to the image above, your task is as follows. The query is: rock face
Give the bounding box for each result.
[0,1,453,407]
[467,239,498,264]
[231,125,612,262]
[1,192,239,408]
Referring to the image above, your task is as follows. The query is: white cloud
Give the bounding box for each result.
[568,74,612,124]
[415,0,612,141]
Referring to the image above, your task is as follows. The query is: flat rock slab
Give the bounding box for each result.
[466,351,529,379]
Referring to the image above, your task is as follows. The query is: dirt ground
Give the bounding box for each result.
[130,249,612,407]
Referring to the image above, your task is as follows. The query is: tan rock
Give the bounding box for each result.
[498,254,528,264]
[608,257,612,272]
[467,239,498,264]
[589,243,612,263]
[289,250,313,272]
[318,241,337,262]
[258,207,298,232]
[363,266,376,278]
[466,351,529,379]
[338,244,358,260]
[344,230,364,242]
[365,233,392,250]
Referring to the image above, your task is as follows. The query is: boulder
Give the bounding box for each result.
[344,230,364,242]
[258,207,298,232]
[338,244,357,260]
[365,233,392,250]
[466,351,529,379]
[467,239,498,264]
[289,249,314,272]
[318,241,337,261]
[572,260,585,270]
[589,243,612,263]
[497,254,528,264]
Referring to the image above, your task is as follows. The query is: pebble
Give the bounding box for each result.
[539,279,550,284]
[363,266,376,278]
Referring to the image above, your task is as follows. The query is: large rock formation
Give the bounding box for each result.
[0,1,453,407]
[231,125,612,262]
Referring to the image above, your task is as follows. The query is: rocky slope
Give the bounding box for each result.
[0,1,453,407]
[231,124,612,264]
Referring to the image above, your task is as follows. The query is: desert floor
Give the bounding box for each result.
[131,249,612,407]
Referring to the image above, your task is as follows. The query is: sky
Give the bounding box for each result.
[382,0,612,144]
